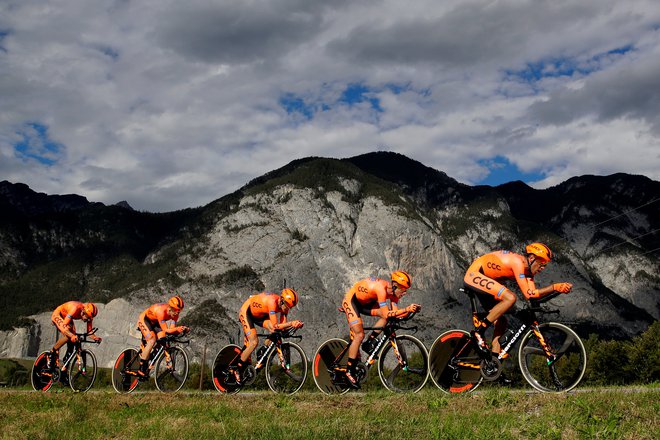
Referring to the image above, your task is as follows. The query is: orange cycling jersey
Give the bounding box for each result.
[464,250,538,299]
[240,292,287,333]
[342,277,400,327]
[52,301,93,335]
[138,303,180,340]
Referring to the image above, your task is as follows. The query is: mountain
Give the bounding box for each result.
[0,154,657,367]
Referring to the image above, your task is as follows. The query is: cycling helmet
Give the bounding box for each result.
[168,295,185,311]
[83,302,98,318]
[526,242,553,263]
[281,288,298,308]
[391,271,412,289]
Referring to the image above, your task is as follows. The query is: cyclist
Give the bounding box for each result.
[341,270,421,388]
[233,288,304,384]
[463,242,573,358]
[48,301,101,371]
[136,295,189,378]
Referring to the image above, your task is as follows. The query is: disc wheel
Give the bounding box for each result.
[112,348,140,394]
[265,342,308,394]
[212,344,243,394]
[31,351,55,392]
[428,330,483,394]
[518,322,587,393]
[312,338,350,395]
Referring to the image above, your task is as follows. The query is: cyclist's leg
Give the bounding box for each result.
[342,291,363,387]
[235,306,260,382]
[50,318,72,368]
[463,274,515,353]
[490,315,508,354]
[137,314,157,376]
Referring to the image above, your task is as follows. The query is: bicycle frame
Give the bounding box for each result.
[456,289,564,368]
[328,314,419,374]
[123,334,188,378]
[251,329,302,370]
[59,329,99,370]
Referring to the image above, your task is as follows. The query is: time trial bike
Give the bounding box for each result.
[31,328,100,392]
[212,328,308,395]
[112,332,190,393]
[428,289,587,393]
[313,312,428,394]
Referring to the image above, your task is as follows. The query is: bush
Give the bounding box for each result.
[0,359,28,386]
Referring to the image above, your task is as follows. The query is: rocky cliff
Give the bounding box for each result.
[0,153,657,367]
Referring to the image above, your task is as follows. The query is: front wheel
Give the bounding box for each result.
[68,349,97,392]
[518,322,587,393]
[31,351,55,392]
[155,346,189,393]
[212,344,243,394]
[428,330,483,394]
[265,342,308,394]
[378,334,429,393]
[312,338,350,395]
[112,348,140,394]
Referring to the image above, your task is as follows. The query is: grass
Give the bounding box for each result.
[0,387,657,440]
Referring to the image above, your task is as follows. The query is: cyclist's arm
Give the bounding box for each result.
[86,319,93,334]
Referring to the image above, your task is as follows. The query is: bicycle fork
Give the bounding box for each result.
[530,323,564,390]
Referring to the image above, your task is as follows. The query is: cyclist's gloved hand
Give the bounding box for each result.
[175,326,188,334]
[406,304,422,313]
[290,320,304,329]
[70,334,79,343]
[553,282,573,293]
[91,335,102,343]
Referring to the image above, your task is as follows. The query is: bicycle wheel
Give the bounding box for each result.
[377,334,429,393]
[112,348,140,394]
[265,342,308,394]
[212,344,243,394]
[428,330,483,393]
[518,322,587,393]
[31,351,55,392]
[155,346,189,393]
[312,338,350,395]
[68,349,97,392]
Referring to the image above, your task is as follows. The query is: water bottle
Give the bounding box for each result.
[499,329,515,347]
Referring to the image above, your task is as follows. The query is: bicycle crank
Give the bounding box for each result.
[480,358,502,381]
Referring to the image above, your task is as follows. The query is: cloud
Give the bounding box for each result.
[0,0,659,211]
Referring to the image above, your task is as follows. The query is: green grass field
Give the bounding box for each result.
[1,387,657,440]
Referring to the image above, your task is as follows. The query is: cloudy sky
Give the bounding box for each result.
[1,0,659,212]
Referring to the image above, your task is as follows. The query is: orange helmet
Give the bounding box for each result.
[391,271,412,289]
[83,302,98,318]
[281,288,298,308]
[168,295,185,311]
[526,242,553,263]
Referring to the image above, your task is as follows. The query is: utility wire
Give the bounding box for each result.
[589,197,660,229]
[598,227,660,253]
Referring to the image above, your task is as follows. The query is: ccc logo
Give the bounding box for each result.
[486,262,502,271]
[472,276,495,290]
[251,302,263,309]
[357,286,369,293]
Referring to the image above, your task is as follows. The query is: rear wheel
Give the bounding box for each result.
[378,334,429,393]
[312,338,350,395]
[428,330,483,394]
[519,322,586,393]
[265,342,308,394]
[155,346,189,393]
[31,351,55,392]
[212,344,243,394]
[68,349,97,392]
[112,348,140,394]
